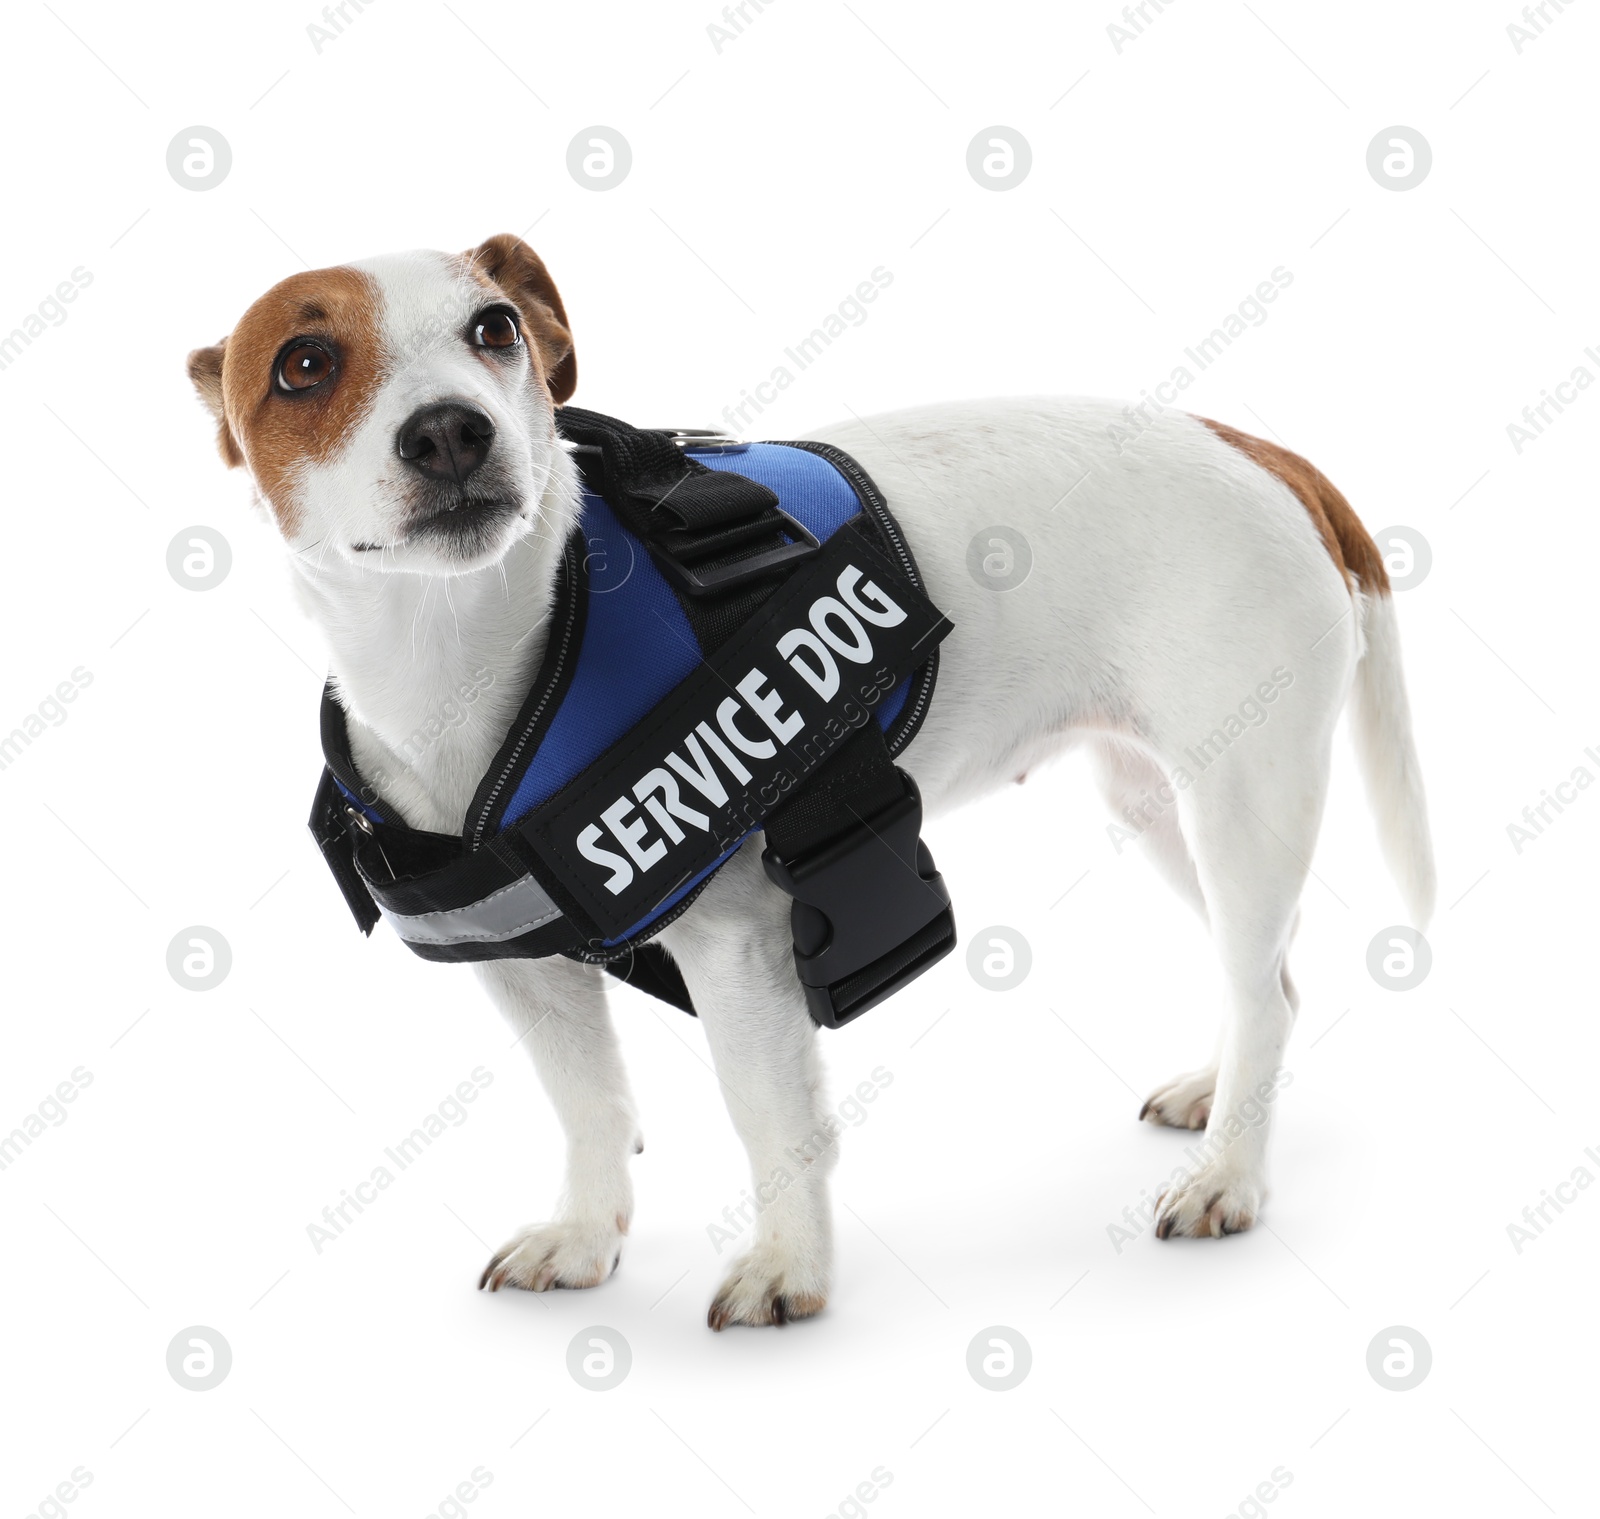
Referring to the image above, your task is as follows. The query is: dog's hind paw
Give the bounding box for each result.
[1152,1164,1262,1240]
[1139,1067,1217,1130]
[707,1249,827,1330]
[479,1217,626,1293]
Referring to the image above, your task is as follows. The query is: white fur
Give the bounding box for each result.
[260,255,1434,1322]
[1350,590,1436,926]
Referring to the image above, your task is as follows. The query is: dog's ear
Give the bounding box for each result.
[466,234,577,404]
[187,339,244,468]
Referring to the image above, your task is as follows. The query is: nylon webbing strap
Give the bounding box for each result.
[762,723,907,862]
[308,768,381,936]
[558,406,785,555]
[557,406,812,645]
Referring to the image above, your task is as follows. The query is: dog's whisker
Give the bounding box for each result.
[443,579,462,647]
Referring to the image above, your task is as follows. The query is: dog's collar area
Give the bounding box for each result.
[310,408,955,1028]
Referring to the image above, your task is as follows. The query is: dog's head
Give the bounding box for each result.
[187,235,576,575]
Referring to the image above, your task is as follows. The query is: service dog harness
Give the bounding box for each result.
[311,408,955,1027]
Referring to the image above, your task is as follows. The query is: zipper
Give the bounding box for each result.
[469,537,584,848]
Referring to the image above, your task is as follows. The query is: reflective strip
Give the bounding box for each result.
[379,873,563,947]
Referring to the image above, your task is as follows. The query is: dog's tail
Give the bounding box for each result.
[1198,418,1435,926]
[1350,583,1436,929]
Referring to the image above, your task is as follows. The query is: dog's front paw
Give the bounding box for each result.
[479,1217,626,1293]
[1153,1164,1262,1239]
[1140,1066,1217,1130]
[707,1247,827,1331]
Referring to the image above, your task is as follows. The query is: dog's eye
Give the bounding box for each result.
[277,342,334,392]
[473,310,521,350]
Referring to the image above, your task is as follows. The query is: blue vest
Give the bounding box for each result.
[313,411,953,1027]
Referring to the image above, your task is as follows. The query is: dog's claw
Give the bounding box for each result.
[477,1220,626,1294]
[477,1251,509,1291]
[1140,1068,1217,1130]
[707,1250,826,1330]
[1152,1169,1261,1240]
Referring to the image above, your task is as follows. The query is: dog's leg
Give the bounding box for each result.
[1149,737,1332,1239]
[660,846,835,1329]
[1091,739,1222,1130]
[474,957,641,1292]
[1091,737,1208,921]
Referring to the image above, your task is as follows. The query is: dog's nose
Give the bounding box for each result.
[396,402,495,483]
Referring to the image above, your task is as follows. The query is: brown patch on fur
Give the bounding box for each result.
[462,234,576,403]
[188,266,383,536]
[185,341,243,468]
[1199,417,1390,595]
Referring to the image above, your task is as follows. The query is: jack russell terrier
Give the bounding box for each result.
[187,234,1433,1328]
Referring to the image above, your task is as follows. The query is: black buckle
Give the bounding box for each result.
[762,770,955,1028]
[651,507,821,596]
[668,429,751,454]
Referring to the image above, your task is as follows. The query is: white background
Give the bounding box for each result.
[2,2,1596,1515]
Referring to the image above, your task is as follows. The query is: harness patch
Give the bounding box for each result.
[521,524,947,941]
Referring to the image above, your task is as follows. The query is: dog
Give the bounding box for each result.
[187,233,1433,1328]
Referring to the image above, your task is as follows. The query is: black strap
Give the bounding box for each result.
[556,406,816,645]
[761,727,955,1028]
[556,407,782,544]
[311,694,587,959]
[308,768,380,936]
[605,942,696,1016]
[763,723,907,862]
